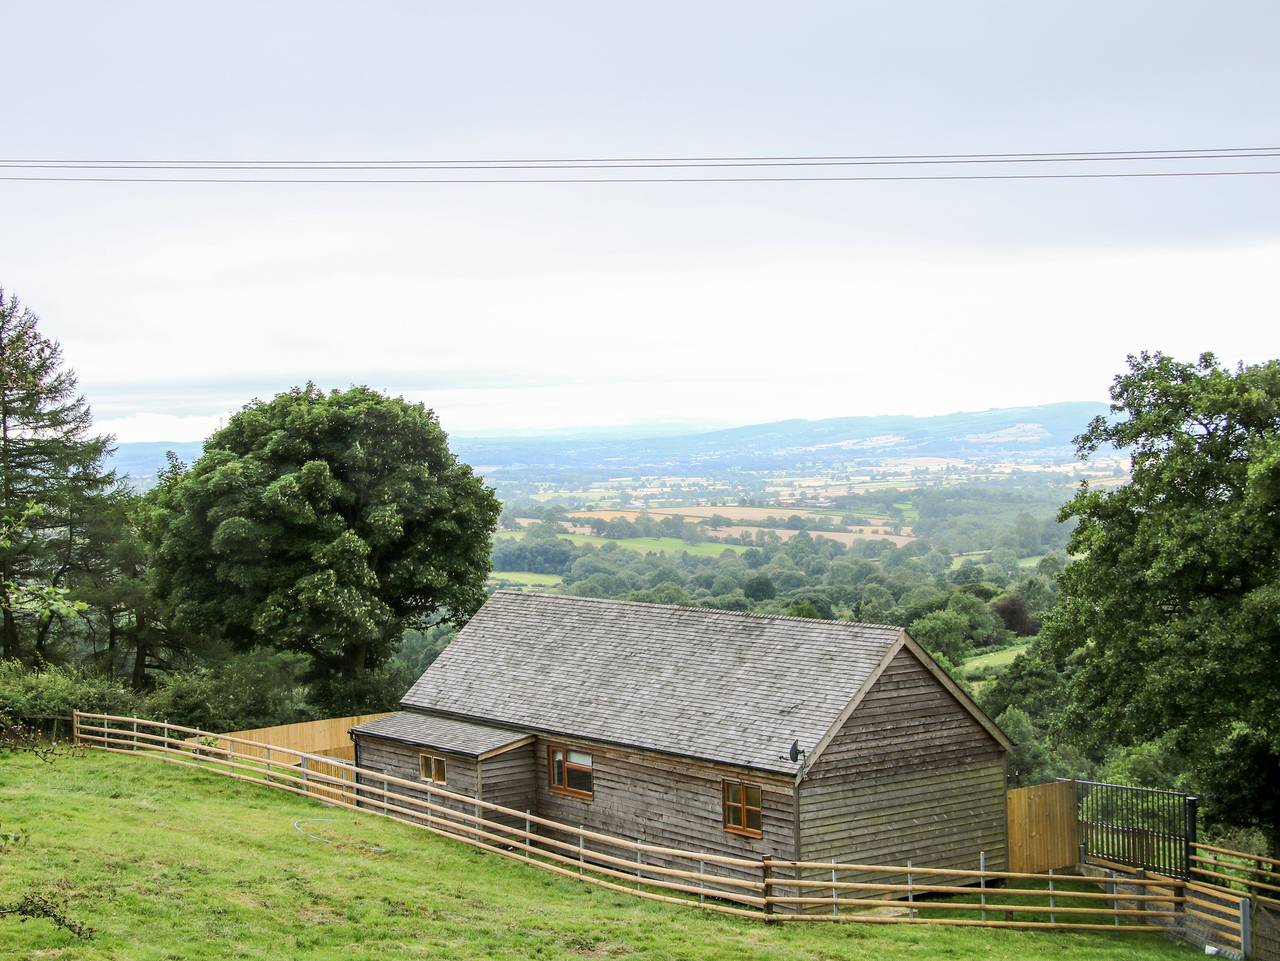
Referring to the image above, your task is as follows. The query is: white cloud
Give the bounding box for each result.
[10,213,1278,441]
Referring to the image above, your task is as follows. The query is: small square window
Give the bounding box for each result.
[419,754,446,784]
[723,780,763,838]
[548,744,593,799]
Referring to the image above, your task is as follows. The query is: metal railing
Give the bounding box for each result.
[1072,778,1197,880]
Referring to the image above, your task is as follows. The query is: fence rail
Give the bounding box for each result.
[1190,843,1280,908]
[73,711,1187,936]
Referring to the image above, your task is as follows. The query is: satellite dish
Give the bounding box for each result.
[788,739,803,763]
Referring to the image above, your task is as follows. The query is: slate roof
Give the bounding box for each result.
[349,711,529,758]
[399,591,904,774]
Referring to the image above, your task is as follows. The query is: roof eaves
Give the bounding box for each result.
[399,705,802,778]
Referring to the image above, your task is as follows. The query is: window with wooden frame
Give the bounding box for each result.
[419,753,446,784]
[722,780,763,837]
[547,745,593,799]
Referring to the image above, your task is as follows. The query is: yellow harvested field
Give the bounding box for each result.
[706,525,916,547]
[571,505,884,523]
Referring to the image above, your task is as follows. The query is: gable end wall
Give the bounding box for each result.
[796,645,1008,883]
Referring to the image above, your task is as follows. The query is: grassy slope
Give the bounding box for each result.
[0,752,1194,961]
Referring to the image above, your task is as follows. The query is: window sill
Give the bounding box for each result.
[550,785,594,802]
[723,826,763,839]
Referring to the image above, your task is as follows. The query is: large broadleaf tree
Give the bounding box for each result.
[1045,352,1280,852]
[147,384,500,711]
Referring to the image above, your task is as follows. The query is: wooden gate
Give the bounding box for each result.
[1254,900,1280,961]
[1008,780,1079,872]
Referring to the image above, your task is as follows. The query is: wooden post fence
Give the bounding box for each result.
[71,711,1228,941]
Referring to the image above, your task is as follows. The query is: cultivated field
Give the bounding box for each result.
[0,752,1195,961]
[702,525,916,547]
[489,570,563,587]
[496,531,747,557]
[571,505,901,526]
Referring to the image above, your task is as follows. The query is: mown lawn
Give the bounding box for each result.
[0,751,1195,961]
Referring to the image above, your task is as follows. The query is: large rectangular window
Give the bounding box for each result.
[548,745,593,799]
[419,754,446,784]
[723,780,763,838]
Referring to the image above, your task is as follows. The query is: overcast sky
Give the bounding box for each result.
[3,2,1278,442]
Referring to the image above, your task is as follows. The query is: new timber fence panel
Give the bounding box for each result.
[73,711,1192,938]
[213,713,389,760]
[1008,780,1078,873]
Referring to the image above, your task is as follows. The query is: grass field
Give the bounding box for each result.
[488,570,563,587]
[0,752,1194,961]
[496,531,746,557]
[962,640,1032,674]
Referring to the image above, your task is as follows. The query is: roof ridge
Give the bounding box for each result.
[488,589,904,632]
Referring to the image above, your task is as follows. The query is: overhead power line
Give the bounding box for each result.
[2,145,1278,184]
[2,144,1278,167]
[3,152,1280,171]
[3,169,1280,184]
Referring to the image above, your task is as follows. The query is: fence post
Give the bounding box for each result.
[762,855,775,918]
[300,756,309,792]
[71,709,80,746]
[1239,898,1252,958]
[525,810,532,852]
[698,853,705,904]
[1048,868,1056,924]
[979,850,987,922]
[831,859,838,916]
[1107,870,1118,926]
[1185,796,1199,881]
[578,827,584,876]
[907,860,914,917]
[131,719,139,750]
[636,845,643,891]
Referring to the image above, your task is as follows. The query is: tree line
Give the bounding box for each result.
[0,290,499,724]
[0,286,1274,855]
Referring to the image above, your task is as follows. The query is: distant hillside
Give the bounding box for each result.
[109,402,1110,485]
[453,402,1110,471]
[109,441,204,486]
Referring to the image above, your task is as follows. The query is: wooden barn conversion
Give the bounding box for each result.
[351,591,1011,895]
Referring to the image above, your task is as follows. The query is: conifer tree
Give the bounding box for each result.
[0,290,114,663]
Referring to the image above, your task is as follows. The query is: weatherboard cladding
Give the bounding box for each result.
[399,591,903,774]
[349,711,527,757]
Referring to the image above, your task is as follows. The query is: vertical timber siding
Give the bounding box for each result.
[796,645,1007,900]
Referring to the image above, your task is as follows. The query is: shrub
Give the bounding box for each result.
[0,660,138,719]
[142,651,311,731]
